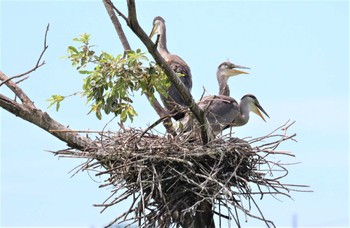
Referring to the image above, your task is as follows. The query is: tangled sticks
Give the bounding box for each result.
[54,121,309,227]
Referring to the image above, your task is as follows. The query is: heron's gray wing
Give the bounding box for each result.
[160,55,192,120]
[198,95,238,134]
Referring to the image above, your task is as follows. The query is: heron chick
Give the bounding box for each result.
[181,61,269,137]
[150,16,192,121]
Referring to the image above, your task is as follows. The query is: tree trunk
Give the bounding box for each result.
[193,201,215,228]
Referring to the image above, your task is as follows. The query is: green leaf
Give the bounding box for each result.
[127,107,137,116]
[68,46,78,54]
[78,70,92,75]
[120,109,127,123]
[46,95,65,111]
[56,101,61,112]
[177,72,185,77]
[96,108,102,120]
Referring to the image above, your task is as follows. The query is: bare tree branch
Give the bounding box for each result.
[0,24,49,87]
[0,25,93,151]
[0,91,92,150]
[0,71,35,108]
[103,0,131,51]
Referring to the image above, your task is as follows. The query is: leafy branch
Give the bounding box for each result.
[51,33,170,123]
[46,92,82,112]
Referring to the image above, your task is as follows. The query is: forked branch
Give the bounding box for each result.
[105,0,214,144]
[102,0,177,136]
[0,24,49,87]
[0,26,93,151]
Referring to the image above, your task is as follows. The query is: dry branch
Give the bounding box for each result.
[0,26,93,150]
[102,0,177,136]
[103,0,131,51]
[54,121,310,228]
[0,24,49,87]
[106,0,214,144]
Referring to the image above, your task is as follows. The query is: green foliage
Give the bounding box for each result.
[46,92,82,112]
[60,33,169,123]
[47,95,64,111]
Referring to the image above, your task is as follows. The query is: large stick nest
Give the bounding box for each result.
[55,121,309,227]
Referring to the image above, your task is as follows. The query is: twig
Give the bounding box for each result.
[138,114,173,141]
[0,24,49,87]
[0,72,35,107]
[49,130,103,133]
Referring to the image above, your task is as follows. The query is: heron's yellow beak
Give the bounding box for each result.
[228,64,250,77]
[228,69,249,76]
[254,103,270,122]
[149,24,158,39]
[255,108,266,122]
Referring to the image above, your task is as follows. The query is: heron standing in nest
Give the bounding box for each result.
[182,61,270,137]
[149,16,192,120]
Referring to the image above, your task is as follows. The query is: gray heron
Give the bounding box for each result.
[182,61,269,136]
[150,16,192,120]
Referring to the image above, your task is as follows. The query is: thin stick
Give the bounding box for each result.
[0,24,49,87]
[49,130,104,133]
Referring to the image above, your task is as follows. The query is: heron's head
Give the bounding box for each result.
[149,16,165,39]
[217,61,250,78]
[242,94,270,122]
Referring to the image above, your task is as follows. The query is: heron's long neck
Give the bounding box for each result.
[158,24,169,56]
[217,73,230,96]
[235,99,250,126]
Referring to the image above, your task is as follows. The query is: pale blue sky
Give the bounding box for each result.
[1,1,349,227]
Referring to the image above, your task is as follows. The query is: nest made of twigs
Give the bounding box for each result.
[54,121,309,228]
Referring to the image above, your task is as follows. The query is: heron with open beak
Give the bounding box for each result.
[182,61,269,136]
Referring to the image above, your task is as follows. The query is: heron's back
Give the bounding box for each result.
[198,95,239,134]
[160,54,192,120]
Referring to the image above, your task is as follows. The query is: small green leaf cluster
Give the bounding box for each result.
[47,95,64,111]
[64,34,169,123]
